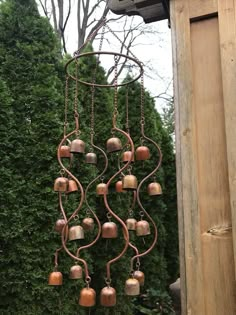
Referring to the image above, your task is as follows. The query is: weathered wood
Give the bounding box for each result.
[191,17,235,314]
[170,1,205,314]
[189,0,217,19]
[218,0,236,278]
[171,0,236,314]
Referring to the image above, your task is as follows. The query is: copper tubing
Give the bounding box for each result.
[118,157,139,269]
[131,191,137,210]
[54,247,62,269]
[76,139,108,258]
[57,130,90,279]
[104,127,134,281]
[128,191,140,269]
[59,193,91,279]
[130,124,162,271]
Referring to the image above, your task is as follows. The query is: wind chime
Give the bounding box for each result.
[48,18,163,308]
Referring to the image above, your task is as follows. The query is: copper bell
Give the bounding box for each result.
[48,271,63,286]
[100,286,116,307]
[126,218,137,231]
[122,151,134,163]
[136,220,151,236]
[102,222,118,238]
[69,265,83,279]
[59,145,71,158]
[69,225,84,241]
[135,146,150,161]
[85,152,97,164]
[70,139,85,154]
[82,217,94,232]
[96,183,108,195]
[54,177,68,192]
[106,137,122,153]
[125,278,140,296]
[67,179,78,194]
[148,182,162,196]
[122,174,138,190]
[115,180,126,193]
[54,219,66,233]
[79,287,96,307]
[133,270,145,286]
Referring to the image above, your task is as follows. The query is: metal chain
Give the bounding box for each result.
[125,86,130,134]
[74,60,80,135]
[90,23,106,137]
[64,76,69,137]
[140,73,145,125]
[105,23,139,61]
[113,55,119,127]
[73,18,107,57]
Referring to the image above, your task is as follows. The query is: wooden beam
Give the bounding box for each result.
[171,0,236,313]
[189,0,218,19]
[170,1,205,313]
[218,0,236,276]
[191,17,235,314]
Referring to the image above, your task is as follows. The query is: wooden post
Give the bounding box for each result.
[171,0,236,314]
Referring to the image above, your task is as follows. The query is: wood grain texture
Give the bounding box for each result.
[189,0,218,19]
[218,0,236,277]
[191,18,235,314]
[171,1,236,314]
[170,1,205,314]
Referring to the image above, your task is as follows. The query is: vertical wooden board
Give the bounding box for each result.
[170,2,187,314]
[202,233,236,314]
[190,18,231,232]
[218,0,236,277]
[191,17,236,314]
[170,1,205,314]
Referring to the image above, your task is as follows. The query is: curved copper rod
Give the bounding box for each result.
[104,127,134,281]
[59,189,90,278]
[54,247,62,269]
[131,124,162,271]
[57,130,90,279]
[76,139,108,257]
[53,202,68,269]
[117,154,125,178]
[131,190,137,210]
[117,155,139,263]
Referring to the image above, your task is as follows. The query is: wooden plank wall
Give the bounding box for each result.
[170,0,236,314]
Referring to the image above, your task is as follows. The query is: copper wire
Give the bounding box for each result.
[76,141,109,258]
[104,127,135,281]
[130,124,162,271]
[57,130,90,279]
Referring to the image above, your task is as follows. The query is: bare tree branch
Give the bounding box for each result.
[62,0,71,32]
[86,6,109,44]
[57,0,63,33]
[87,0,104,20]
[51,0,58,33]
[39,0,48,17]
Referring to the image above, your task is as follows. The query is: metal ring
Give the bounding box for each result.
[107,212,112,220]
[105,277,111,286]
[85,276,91,284]
[73,215,79,221]
[60,169,66,176]
[139,211,144,218]
[65,51,144,88]
[128,209,134,217]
